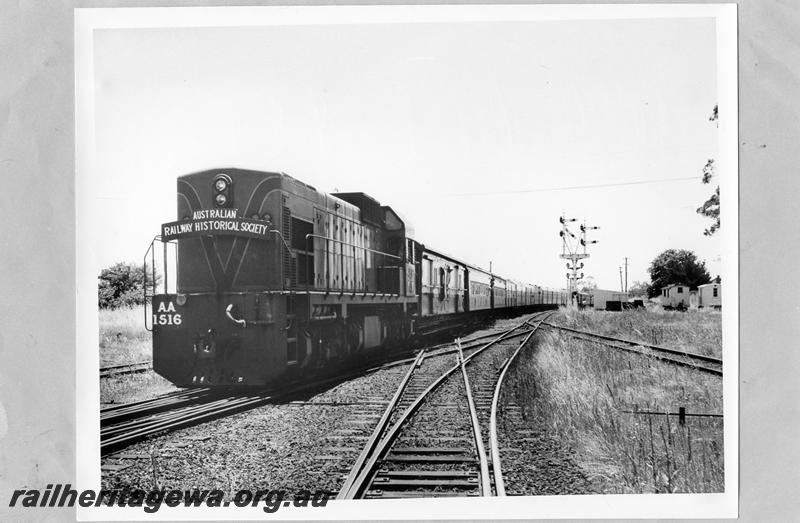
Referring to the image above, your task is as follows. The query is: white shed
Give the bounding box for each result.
[590,288,629,310]
[698,282,722,309]
[660,283,690,309]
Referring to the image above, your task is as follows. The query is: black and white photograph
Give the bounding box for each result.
[74,4,738,519]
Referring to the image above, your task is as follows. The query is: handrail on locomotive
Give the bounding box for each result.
[143,235,177,332]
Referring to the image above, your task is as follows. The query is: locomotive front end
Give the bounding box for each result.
[147,167,421,389]
[149,291,286,387]
[145,169,288,387]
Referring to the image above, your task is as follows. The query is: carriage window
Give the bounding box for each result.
[677,287,683,294]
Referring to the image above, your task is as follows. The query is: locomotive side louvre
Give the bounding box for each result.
[272,183,419,361]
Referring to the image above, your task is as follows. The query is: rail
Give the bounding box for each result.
[337,349,426,497]
[458,342,491,495]
[101,351,443,456]
[542,323,722,376]
[337,316,537,499]
[99,361,151,378]
[488,313,552,495]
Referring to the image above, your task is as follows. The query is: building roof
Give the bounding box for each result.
[661,283,687,290]
[698,282,721,288]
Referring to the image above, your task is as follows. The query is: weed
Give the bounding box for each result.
[99,305,179,403]
[99,306,151,366]
[511,308,723,493]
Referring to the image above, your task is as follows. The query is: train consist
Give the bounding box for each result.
[145,168,567,387]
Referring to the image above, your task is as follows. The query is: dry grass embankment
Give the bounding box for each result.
[509,307,723,494]
[99,306,177,404]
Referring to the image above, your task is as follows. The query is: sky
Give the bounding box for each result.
[92,16,722,291]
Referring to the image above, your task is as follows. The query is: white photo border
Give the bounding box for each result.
[75,4,738,520]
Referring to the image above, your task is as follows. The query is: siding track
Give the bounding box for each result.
[542,322,722,376]
[337,312,551,499]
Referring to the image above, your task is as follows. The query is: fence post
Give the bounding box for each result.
[678,406,686,426]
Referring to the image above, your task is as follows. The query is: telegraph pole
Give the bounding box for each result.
[619,267,624,292]
[559,216,599,305]
[624,257,629,293]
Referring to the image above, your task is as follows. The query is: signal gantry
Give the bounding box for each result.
[559,215,599,305]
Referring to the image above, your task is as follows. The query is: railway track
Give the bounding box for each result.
[100,370,376,456]
[99,335,510,457]
[101,388,215,425]
[98,328,519,381]
[100,315,549,460]
[542,322,723,376]
[100,361,152,378]
[336,312,550,499]
[101,390,279,456]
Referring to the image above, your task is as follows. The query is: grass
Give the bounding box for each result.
[100,306,153,366]
[99,305,179,404]
[508,306,724,494]
[558,305,723,358]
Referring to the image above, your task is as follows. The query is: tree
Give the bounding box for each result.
[627,280,649,297]
[576,276,597,293]
[646,249,711,298]
[697,105,720,236]
[98,262,149,308]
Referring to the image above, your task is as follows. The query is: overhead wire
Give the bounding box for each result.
[451,176,702,197]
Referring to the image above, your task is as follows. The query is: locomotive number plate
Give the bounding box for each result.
[154,300,182,326]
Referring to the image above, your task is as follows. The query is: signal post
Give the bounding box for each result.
[559,216,599,306]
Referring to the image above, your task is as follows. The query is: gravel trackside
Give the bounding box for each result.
[100,314,545,498]
[101,364,409,496]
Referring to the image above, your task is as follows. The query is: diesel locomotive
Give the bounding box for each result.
[144,168,567,387]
